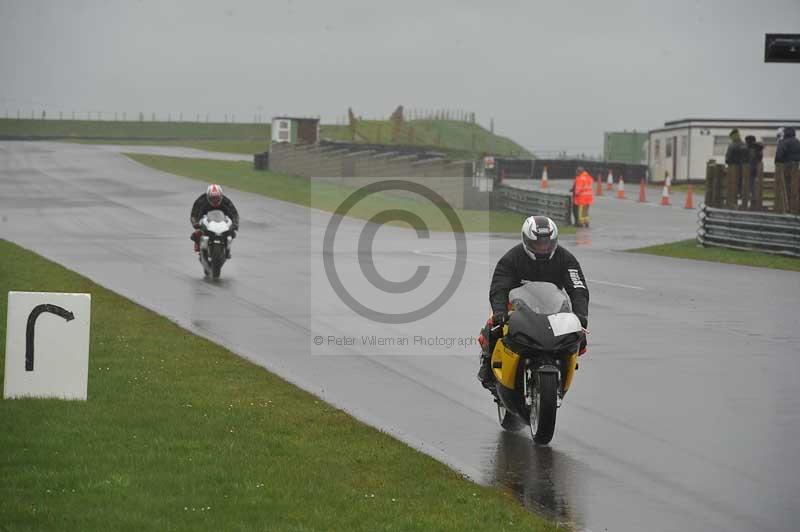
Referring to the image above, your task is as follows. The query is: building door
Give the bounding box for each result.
[672,136,678,182]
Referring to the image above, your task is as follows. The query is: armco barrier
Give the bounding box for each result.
[495,185,573,226]
[697,205,800,257]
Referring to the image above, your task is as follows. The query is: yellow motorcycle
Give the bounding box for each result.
[490,282,584,444]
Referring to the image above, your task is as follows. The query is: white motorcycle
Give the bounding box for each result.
[198,210,234,279]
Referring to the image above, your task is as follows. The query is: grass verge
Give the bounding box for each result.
[629,239,800,271]
[0,118,270,141]
[0,239,556,531]
[125,154,572,234]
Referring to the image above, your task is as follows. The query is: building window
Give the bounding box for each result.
[654,139,660,160]
[681,135,688,157]
[279,121,289,129]
[278,130,289,141]
[713,135,729,156]
[665,140,672,158]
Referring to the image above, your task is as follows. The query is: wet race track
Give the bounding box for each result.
[2,142,800,531]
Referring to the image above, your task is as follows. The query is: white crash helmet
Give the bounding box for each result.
[521,216,559,261]
[777,127,785,142]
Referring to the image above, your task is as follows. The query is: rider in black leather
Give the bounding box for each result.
[477,216,589,388]
[190,184,239,255]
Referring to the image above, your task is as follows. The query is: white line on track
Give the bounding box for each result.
[586,279,645,290]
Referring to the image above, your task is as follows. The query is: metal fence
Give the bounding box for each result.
[484,158,647,182]
[697,205,800,257]
[495,185,573,226]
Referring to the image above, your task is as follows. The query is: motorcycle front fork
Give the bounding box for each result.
[524,362,563,408]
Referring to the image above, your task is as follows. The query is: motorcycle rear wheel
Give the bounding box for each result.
[530,372,558,445]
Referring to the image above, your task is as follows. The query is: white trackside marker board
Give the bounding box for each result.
[3,292,91,400]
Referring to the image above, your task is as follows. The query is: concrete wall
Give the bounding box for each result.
[269,142,481,209]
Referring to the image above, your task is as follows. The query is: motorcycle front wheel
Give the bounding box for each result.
[530,372,558,445]
[210,244,225,279]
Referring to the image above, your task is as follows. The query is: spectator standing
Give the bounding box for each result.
[725,129,749,165]
[744,135,764,209]
[775,127,800,164]
[725,129,749,203]
[775,127,800,211]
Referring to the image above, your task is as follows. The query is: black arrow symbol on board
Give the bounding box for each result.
[25,304,74,371]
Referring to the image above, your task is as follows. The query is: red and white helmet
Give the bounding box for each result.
[206,184,223,208]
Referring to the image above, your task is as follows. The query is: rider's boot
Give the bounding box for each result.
[191,230,201,253]
[477,347,497,390]
[477,319,498,389]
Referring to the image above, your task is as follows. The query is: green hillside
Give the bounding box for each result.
[321,120,531,158]
[0,118,530,158]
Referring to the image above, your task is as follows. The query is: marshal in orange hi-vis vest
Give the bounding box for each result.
[573,171,595,206]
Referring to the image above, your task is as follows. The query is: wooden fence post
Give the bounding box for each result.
[790,162,800,215]
[774,163,788,214]
[753,162,763,211]
[726,164,739,209]
[704,161,714,206]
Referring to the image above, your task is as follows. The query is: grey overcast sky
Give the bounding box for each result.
[1,0,798,154]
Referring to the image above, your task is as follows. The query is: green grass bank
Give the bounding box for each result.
[125,154,568,234]
[0,118,530,158]
[0,239,557,531]
[629,239,800,271]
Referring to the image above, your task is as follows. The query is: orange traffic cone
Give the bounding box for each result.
[684,184,694,209]
[596,177,603,196]
[616,177,626,199]
[638,179,647,202]
[660,185,671,206]
[540,166,549,189]
[606,171,614,190]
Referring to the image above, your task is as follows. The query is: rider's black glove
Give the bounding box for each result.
[492,310,508,326]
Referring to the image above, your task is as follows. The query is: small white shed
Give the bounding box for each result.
[648,118,800,182]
